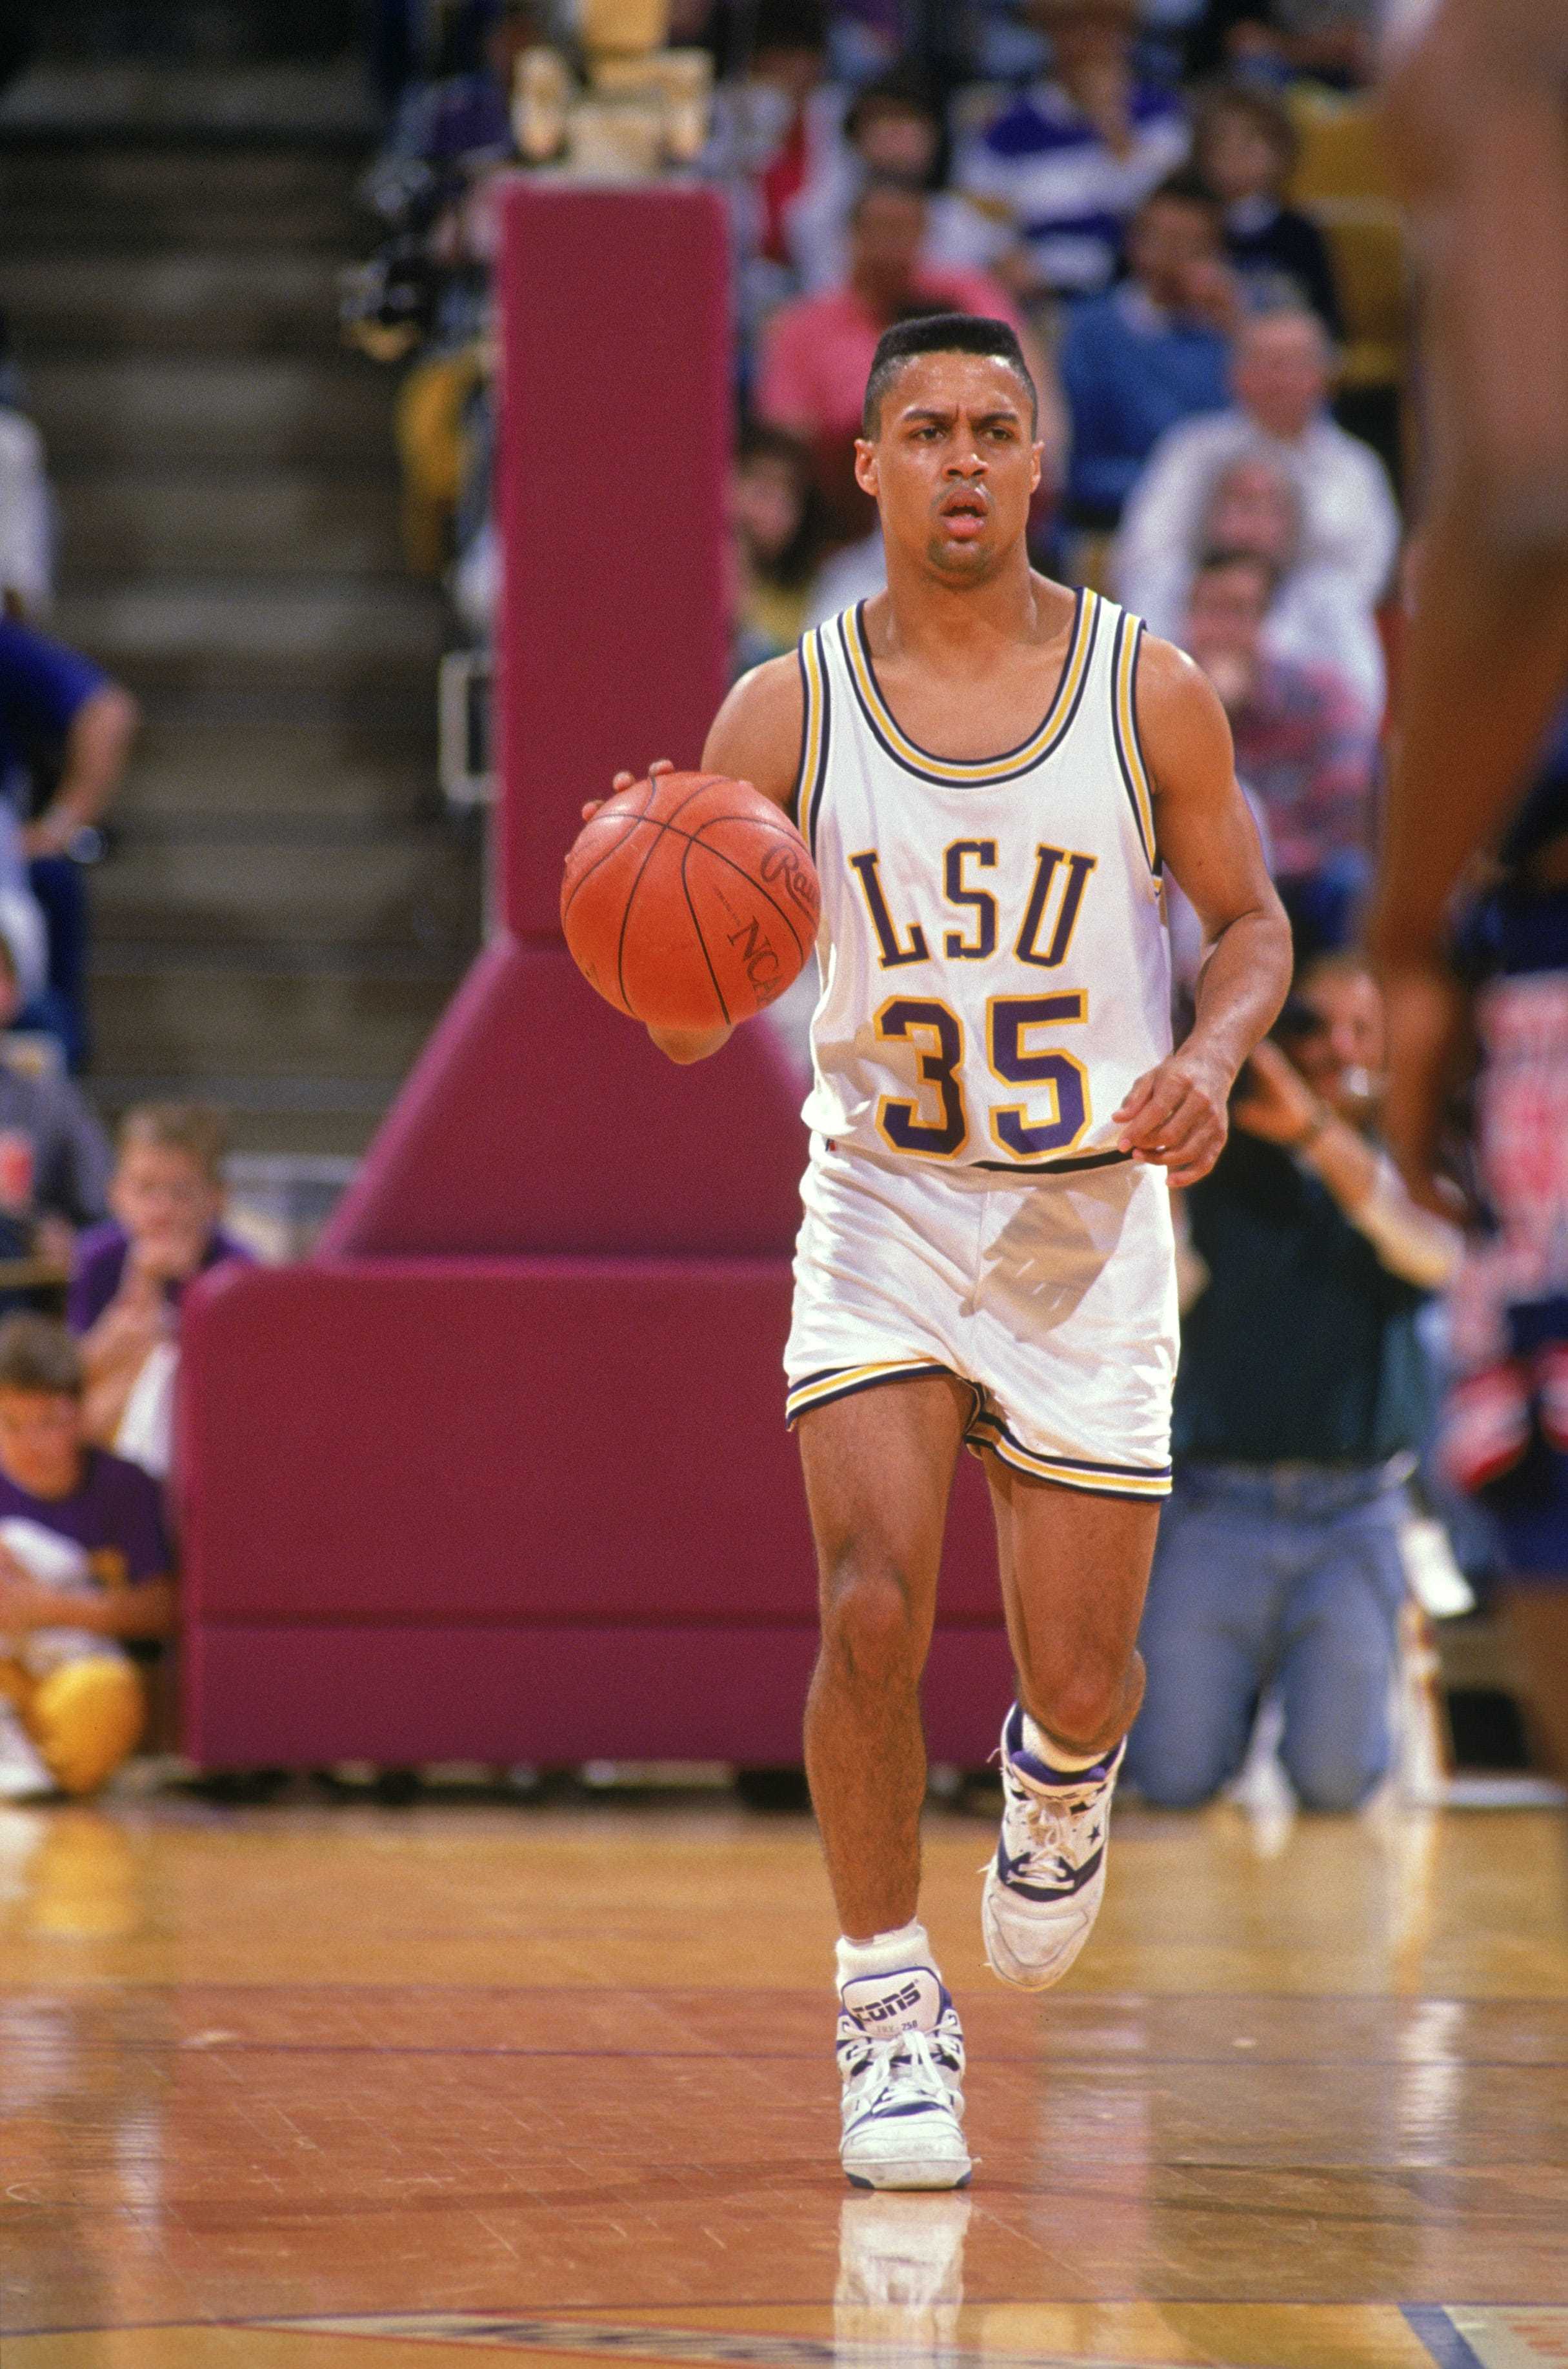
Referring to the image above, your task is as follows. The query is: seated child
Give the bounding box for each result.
[69,1103,252,1477]
[0,1314,175,1799]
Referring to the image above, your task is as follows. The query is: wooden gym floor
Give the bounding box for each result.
[3,1786,1566,2369]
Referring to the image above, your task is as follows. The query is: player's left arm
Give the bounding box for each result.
[1114,634,1292,1187]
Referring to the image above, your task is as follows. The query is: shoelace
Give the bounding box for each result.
[847,2028,953,2118]
[987,1773,1107,1884]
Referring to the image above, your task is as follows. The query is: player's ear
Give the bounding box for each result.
[853,438,878,498]
[1029,439,1043,496]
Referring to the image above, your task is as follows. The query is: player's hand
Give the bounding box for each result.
[1114,1049,1231,1188]
[580,757,674,825]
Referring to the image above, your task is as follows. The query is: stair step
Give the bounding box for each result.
[54,468,401,575]
[117,716,434,821]
[89,961,460,1080]
[92,829,478,952]
[0,64,378,144]
[0,252,345,355]
[25,356,395,465]
[54,576,445,698]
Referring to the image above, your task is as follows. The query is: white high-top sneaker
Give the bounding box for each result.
[836,1962,970,2191]
[981,1702,1123,1991]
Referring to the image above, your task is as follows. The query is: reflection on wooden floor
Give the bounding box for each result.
[3,1793,1565,2368]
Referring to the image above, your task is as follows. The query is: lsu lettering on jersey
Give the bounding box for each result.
[781,587,1179,1500]
[790,587,1170,1174]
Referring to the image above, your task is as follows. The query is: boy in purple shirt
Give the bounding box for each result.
[69,1102,252,1475]
[0,1313,174,1797]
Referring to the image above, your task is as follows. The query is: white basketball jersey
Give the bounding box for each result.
[790,589,1172,1174]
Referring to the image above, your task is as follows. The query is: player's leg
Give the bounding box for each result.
[799,1370,970,1937]
[980,1460,1160,1990]
[796,1370,973,2190]
[1375,1,1568,1188]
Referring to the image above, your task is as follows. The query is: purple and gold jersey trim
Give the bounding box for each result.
[840,589,1099,789]
[791,625,832,858]
[1110,609,1159,876]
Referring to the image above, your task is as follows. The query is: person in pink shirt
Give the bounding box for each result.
[757,178,1053,545]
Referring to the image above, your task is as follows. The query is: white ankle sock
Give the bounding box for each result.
[836,1918,936,1986]
[1021,1711,1103,1773]
[836,1919,946,2037]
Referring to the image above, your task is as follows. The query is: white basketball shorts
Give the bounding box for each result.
[784,1136,1178,1500]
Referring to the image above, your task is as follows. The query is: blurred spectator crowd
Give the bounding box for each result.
[351,0,1568,1811]
[0,306,255,1800]
[354,0,1402,963]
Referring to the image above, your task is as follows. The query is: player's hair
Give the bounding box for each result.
[1136,168,1224,224]
[862,314,1038,438]
[118,1100,229,1185]
[0,1313,84,1399]
[1193,543,1281,603]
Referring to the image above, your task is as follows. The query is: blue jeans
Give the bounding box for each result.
[1125,1462,1410,1813]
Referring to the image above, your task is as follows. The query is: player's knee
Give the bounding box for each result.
[819,1554,922,1687]
[27,1657,145,1797]
[1023,1653,1138,1759]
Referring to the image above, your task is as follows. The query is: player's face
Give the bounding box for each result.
[0,1388,83,1500]
[856,354,1041,585]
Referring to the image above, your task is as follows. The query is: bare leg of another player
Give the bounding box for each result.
[1373,0,1568,1195]
[798,1376,1156,2188]
[1374,1,1568,1784]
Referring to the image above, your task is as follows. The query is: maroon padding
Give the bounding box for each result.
[323,940,806,1258]
[179,1258,1008,1628]
[184,1621,1016,1768]
[494,180,732,943]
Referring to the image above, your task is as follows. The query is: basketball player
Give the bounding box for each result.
[1369,2,1568,1776]
[599,316,1291,2188]
[1372,0,1568,1196]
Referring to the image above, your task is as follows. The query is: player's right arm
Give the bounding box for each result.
[601,654,805,1064]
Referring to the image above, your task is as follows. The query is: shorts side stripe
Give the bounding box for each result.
[785,1358,954,1426]
[969,1413,1172,1498]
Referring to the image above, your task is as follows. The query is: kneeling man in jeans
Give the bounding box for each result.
[1127,954,1461,1811]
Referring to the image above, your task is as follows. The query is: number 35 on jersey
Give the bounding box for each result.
[794,591,1173,1176]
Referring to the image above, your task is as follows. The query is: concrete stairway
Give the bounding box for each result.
[0,65,482,1153]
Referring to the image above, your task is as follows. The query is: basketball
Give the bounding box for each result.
[561,770,821,1032]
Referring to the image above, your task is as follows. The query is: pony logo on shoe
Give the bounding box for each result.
[839,1965,943,2039]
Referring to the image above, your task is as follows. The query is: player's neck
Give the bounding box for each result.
[875,549,1065,668]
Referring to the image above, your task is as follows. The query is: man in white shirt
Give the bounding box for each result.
[1112,307,1398,714]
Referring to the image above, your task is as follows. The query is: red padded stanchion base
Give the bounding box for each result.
[179,1258,1010,1766]
[182,1621,1016,1768]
